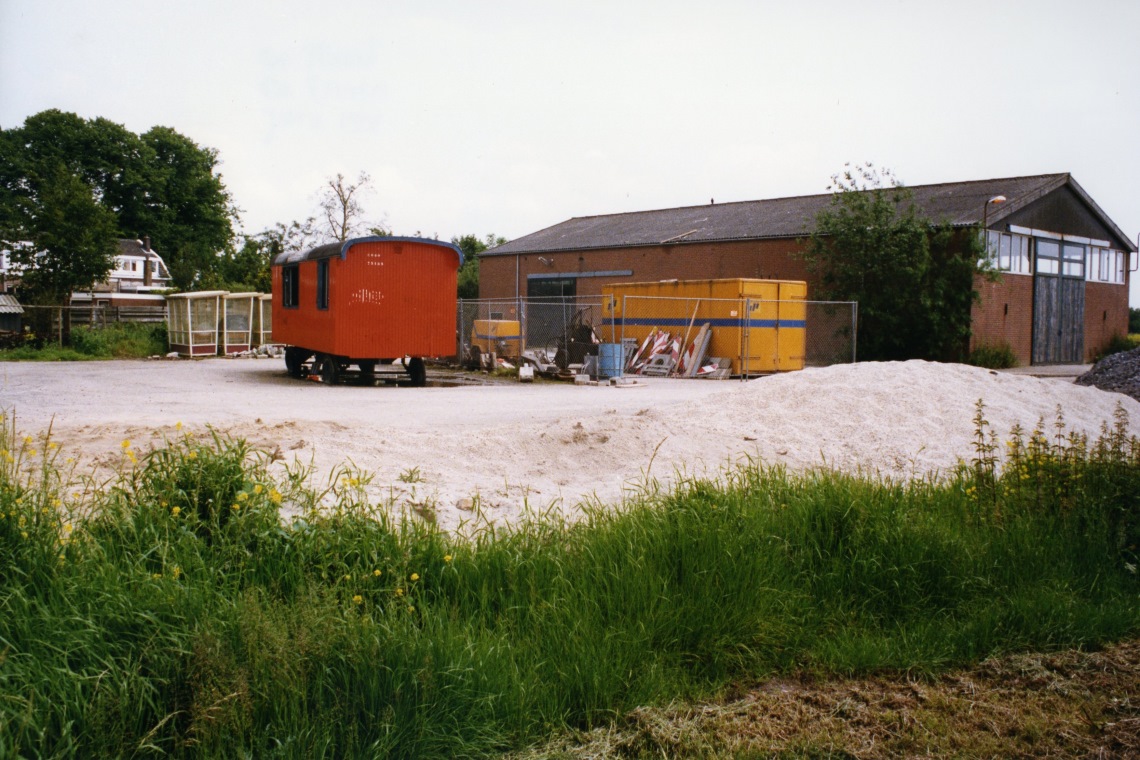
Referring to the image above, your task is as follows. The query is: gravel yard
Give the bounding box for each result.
[3,356,1138,530]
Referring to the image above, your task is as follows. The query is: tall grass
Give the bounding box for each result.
[1,405,1137,758]
[0,322,167,360]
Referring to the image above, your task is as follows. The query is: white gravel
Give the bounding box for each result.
[3,357,1138,530]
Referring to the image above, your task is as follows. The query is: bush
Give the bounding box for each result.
[966,342,1018,369]
[1093,333,1140,363]
[0,322,167,360]
[1130,307,1140,335]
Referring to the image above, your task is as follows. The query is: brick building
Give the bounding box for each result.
[480,174,1135,365]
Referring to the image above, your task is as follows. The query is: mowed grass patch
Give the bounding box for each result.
[0,404,1138,758]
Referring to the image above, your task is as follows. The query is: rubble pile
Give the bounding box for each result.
[1076,346,1140,402]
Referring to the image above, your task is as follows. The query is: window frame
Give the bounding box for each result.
[316,259,330,310]
[281,264,300,309]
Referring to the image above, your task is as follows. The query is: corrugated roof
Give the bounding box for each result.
[486,173,1135,256]
[0,294,24,314]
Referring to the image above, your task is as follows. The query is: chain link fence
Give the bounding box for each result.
[458,296,856,377]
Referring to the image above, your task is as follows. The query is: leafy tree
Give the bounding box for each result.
[801,163,985,362]
[1130,307,1140,335]
[0,110,236,291]
[220,219,320,293]
[452,233,506,299]
[137,126,235,288]
[7,162,118,341]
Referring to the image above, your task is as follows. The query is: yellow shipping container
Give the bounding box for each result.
[601,279,806,374]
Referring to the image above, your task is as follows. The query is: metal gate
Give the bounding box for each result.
[1032,239,1084,364]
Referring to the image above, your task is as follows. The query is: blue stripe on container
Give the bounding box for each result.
[603,318,806,329]
[474,333,521,341]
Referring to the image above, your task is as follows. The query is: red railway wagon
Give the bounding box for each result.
[271,236,463,386]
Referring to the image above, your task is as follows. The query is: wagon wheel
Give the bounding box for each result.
[407,357,426,387]
[318,354,340,385]
[554,347,569,371]
[284,347,307,379]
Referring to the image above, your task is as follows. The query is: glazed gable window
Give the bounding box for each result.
[984,231,1030,274]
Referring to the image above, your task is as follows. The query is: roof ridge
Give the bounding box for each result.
[564,173,1071,222]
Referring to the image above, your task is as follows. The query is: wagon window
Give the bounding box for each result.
[282,265,299,308]
[316,259,329,310]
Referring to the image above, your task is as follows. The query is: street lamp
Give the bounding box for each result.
[982,195,1006,232]
[982,195,1006,261]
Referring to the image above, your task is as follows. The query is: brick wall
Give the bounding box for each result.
[1084,282,1131,359]
[482,241,1132,365]
[969,273,1034,363]
[478,239,811,301]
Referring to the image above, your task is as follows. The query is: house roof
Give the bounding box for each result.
[485,173,1136,256]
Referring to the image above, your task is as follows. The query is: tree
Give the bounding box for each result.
[220,218,320,293]
[801,163,985,362]
[0,110,236,291]
[319,172,375,243]
[7,162,118,341]
[451,233,507,299]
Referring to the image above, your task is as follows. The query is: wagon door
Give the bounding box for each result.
[1032,239,1084,364]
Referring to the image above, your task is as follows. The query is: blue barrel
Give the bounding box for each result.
[598,343,624,379]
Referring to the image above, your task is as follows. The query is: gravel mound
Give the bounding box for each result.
[1076,347,1140,401]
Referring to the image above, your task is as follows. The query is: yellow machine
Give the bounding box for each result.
[601,278,806,375]
[471,319,522,358]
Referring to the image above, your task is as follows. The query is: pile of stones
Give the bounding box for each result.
[1076,346,1140,402]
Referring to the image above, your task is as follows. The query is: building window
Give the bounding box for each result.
[985,231,1030,274]
[316,259,329,310]
[1062,243,1085,278]
[1087,247,1126,284]
[282,265,300,308]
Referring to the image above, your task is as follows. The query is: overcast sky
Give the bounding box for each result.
[2,0,1138,305]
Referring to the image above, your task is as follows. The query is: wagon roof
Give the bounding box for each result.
[272,236,464,267]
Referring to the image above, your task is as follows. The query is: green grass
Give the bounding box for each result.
[0,322,167,360]
[1,405,1138,758]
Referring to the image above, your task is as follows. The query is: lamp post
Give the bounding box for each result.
[982,195,1006,232]
[982,195,1006,261]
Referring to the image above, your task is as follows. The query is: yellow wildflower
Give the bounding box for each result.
[237,492,248,501]
[171,506,181,517]
[187,450,198,460]
[410,573,420,582]
[231,503,240,511]
[253,484,263,495]
[268,489,283,505]
[121,439,131,450]
[352,594,363,605]
[395,587,404,597]
[175,421,183,431]
[172,566,182,579]
[373,569,382,577]
[443,555,452,563]
[343,574,351,581]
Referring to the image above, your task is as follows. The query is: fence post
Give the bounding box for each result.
[851,301,858,363]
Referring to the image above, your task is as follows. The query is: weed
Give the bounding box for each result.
[1,404,1138,757]
[966,342,1018,369]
